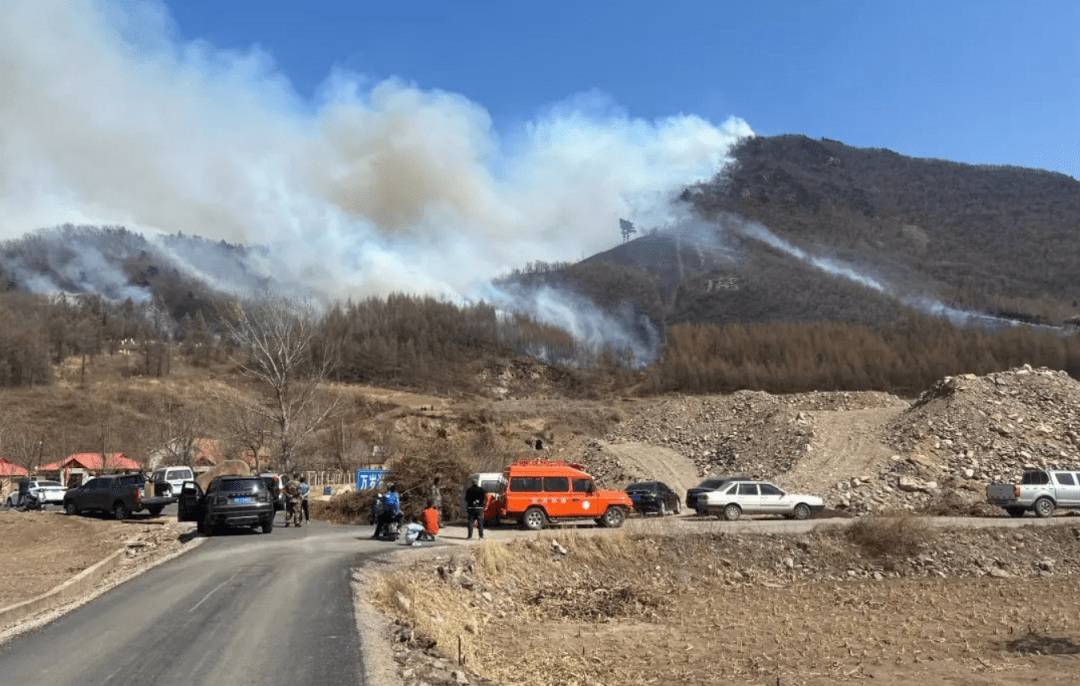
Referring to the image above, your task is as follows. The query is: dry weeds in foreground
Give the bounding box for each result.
[373,525,1080,686]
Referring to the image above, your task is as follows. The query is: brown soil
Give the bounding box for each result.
[373,522,1080,686]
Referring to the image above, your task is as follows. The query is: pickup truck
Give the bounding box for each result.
[986,468,1080,518]
[63,473,176,519]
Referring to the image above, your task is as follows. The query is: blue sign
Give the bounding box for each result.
[355,469,387,491]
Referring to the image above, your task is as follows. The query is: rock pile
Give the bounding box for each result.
[580,365,1080,515]
[833,365,1080,514]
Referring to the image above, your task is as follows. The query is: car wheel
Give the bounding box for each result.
[4,497,12,508]
[261,517,274,534]
[723,504,741,521]
[65,501,79,516]
[1005,507,1026,518]
[673,499,681,515]
[196,516,205,534]
[1034,498,1055,518]
[601,506,626,528]
[112,501,130,520]
[203,512,215,536]
[148,506,164,517]
[658,501,668,517]
[792,503,811,521]
[522,506,546,531]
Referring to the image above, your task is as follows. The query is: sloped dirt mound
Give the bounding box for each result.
[819,365,1080,514]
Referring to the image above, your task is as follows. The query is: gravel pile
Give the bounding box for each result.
[580,366,1080,516]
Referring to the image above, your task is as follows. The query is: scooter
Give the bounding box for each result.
[374,514,402,541]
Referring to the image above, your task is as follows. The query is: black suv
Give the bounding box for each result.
[178,475,275,535]
[685,475,752,514]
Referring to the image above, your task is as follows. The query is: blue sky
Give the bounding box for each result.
[166,0,1080,179]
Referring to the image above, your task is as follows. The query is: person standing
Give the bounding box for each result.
[284,474,303,528]
[429,476,443,512]
[464,477,487,540]
[299,476,310,522]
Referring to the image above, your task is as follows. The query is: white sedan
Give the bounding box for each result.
[699,480,824,521]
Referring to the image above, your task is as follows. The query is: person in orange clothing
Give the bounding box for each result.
[419,501,440,541]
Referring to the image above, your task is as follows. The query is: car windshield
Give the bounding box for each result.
[625,482,654,491]
[220,479,262,493]
[39,481,62,488]
[699,479,727,489]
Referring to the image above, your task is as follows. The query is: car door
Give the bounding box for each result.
[177,481,205,522]
[757,483,786,515]
[571,477,598,517]
[1052,472,1080,508]
[86,478,111,512]
[736,482,762,514]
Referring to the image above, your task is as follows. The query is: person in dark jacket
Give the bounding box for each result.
[464,477,487,540]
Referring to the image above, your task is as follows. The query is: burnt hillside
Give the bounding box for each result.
[521,135,1080,334]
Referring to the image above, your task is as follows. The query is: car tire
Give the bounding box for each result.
[112,501,130,520]
[1006,507,1026,518]
[601,506,626,528]
[148,506,164,517]
[658,501,668,517]
[522,506,546,531]
[1034,498,1055,518]
[203,512,215,536]
[261,517,274,534]
[792,503,811,521]
[673,500,681,515]
[723,504,741,522]
[4,497,12,508]
[65,501,79,516]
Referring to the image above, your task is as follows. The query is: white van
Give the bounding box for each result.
[149,466,195,497]
[458,472,507,516]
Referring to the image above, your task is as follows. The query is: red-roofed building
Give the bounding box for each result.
[39,452,142,488]
[0,459,28,477]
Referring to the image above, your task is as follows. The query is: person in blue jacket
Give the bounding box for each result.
[373,483,402,538]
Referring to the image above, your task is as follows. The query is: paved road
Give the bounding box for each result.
[0,513,422,685]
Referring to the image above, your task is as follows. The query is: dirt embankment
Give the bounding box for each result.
[368,520,1080,686]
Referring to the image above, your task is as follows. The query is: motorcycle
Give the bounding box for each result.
[20,490,41,511]
[374,512,402,541]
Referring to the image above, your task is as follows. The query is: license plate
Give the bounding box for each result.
[631,495,640,502]
[233,496,253,504]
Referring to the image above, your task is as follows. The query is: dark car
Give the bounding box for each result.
[625,481,682,516]
[178,475,275,535]
[685,475,753,514]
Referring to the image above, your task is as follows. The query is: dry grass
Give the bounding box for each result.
[845,513,934,557]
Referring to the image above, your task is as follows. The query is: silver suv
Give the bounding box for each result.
[149,466,194,497]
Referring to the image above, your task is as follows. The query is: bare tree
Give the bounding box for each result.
[220,296,337,475]
[217,400,273,470]
[150,398,204,469]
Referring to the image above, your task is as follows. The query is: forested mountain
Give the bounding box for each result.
[0,134,1077,395]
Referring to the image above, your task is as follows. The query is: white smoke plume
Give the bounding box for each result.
[0,0,753,327]
[730,217,1030,328]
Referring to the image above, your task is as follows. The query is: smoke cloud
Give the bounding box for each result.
[0,0,753,322]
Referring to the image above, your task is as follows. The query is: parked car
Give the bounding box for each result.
[625,481,681,516]
[487,459,632,530]
[5,478,66,509]
[148,466,195,497]
[986,468,1080,517]
[63,473,174,519]
[685,475,753,514]
[178,475,275,535]
[699,480,825,521]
